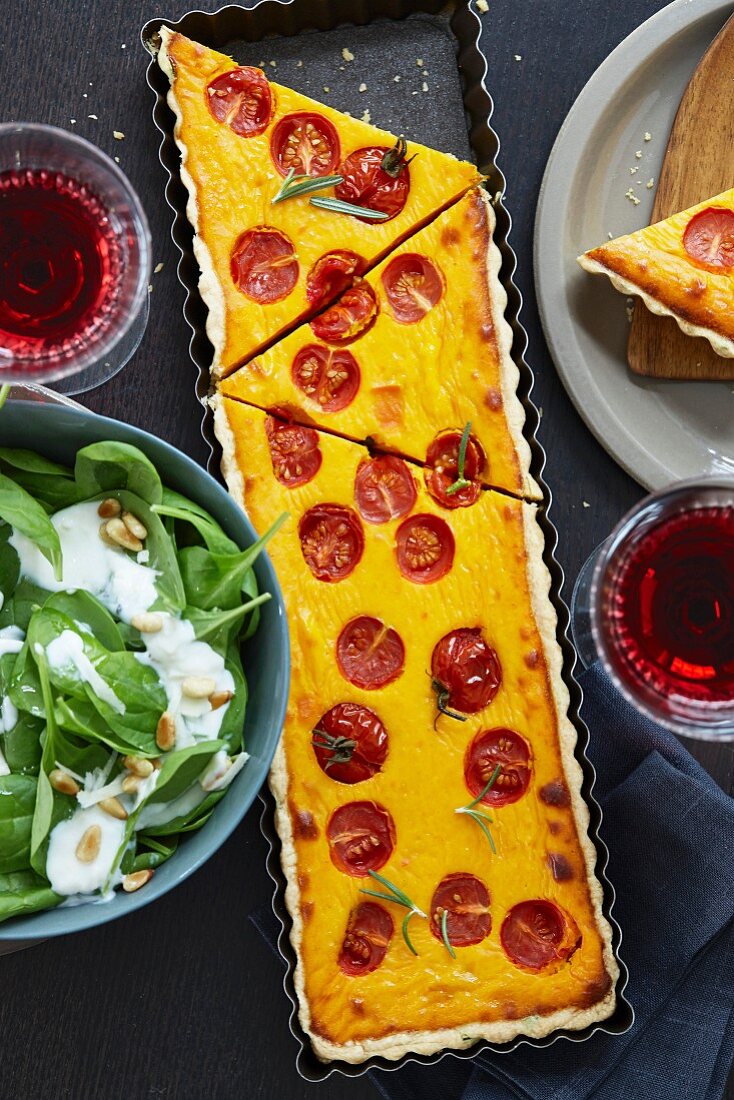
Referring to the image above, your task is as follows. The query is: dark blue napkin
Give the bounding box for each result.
[251,663,734,1100]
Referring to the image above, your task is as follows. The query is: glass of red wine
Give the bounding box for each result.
[572,478,734,740]
[0,122,151,394]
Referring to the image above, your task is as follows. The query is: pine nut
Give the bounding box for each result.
[209,689,234,711]
[131,611,164,634]
[103,517,144,553]
[156,711,176,751]
[122,511,148,540]
[182,675,216,699]
[49,768,80,796]
[97,498,121,519]
[122,755,154,778]
[99,522,119,547]
[121,775,141,794]
[122,869,154,893]
[76,825,101,863]
[99,796,128,820]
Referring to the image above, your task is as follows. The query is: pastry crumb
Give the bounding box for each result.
[154,262,164,274]
[625,298,635,322]
[644,131,652,141]
[121,43,126,49]
[338,65,345,71]
[323,86,330,93]
[646,178,655,189]
[361,109,371,123]
[493,190,502,205]
[114,156,120,163]
[88,113,98,120]
[582,501,590,509]
[269,60,277,68]
[70,118,76,125]
[514,54,522,61]
[625,188,640,206]
[296,60,303,67]
[635,149,642,158]
[393,75,401,82]
[147,284,153,294]
[82,93,87,98]
[411,90,419,95]
[359,82,367,92]
[607,231,613,239]
[422,81,429,92]
[342,47,354,62]
[477,0,489,11]
[416,58,424,66]
[629,166,639,174]
[537,406,543,420]
[113,130,125,140]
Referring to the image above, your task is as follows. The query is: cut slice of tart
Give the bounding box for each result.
[578,187,734,358]
[218,188,539,500]
[211,393,617,1064]
[157,28,482,377]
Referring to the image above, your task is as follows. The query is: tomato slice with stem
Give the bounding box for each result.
[425,429,486,509]
[312,701,389,783]
[270,111,340,177]
[501,900,581,971]
[230,226,298,304]
[682,207,734,271]
[431,627,502,714]
[336,616,405,690]
[290,344,360,412]
[309,282,378,345]
[306,250,366,310]
[338,902,394,976]
[298,503,364,582]
[327,801,396,877]
[381,254,444,324]
[335,146,411,222]
[206,67,273,137]
[464,728,531,806]
[354,456,417,525]
[264,416,322,488]
[430,873,491,948]
[395,514,454,584]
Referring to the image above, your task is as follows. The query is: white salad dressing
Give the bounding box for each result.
[0,745,9,776]
[8,499,243,898]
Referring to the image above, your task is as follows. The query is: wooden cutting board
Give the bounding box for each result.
[627,11,734,381]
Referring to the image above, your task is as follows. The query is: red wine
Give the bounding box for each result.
[603,505,734,705]
[0,168,122,365]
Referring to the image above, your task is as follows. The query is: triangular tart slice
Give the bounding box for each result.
[157,28,482,377]
[218,188,539,500]
[578,188,734,358]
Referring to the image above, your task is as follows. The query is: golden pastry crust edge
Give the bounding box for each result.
[577,253,734,359]
[158,26,228,378]
[211,393,619,1064]
[478,188,541,500]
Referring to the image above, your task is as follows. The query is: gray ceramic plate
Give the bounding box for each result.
[534,0,734,491]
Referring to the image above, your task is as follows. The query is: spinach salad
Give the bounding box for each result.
[0,440,275,923]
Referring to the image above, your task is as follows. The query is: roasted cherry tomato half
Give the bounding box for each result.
[682,207,734,271]
[270,111,340,177]
[306,250,366,310]
[312,701,389,783]
[430,873,491,948]
[327,800,396,877]
[336,615,406,690]
[500,900,581,971]
[309,282,378,345]
[431,627,502,713]
[206,66,273,137]
[354,456,417,525]
[395,514,455,584]
[338,902,394,976]
[381,254,444,324]
[424,429,486,510]
[464,728,531,806]
[264,415,322,488]
[335,146,411,222]
[291,344,361,413]
[298,503,364,582]
[230,226,298,304]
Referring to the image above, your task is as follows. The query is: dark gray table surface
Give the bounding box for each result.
[1,1,732,1098]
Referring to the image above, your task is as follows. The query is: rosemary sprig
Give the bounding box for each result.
[272,168,344,204]
[444,421,472,496]
[359,869,426,956]
[381,136,417,178]
[441,907,457,959]
[311,728,356,771]
[431,677,467,725]
[310,195,390,221]
[455,763,501,854]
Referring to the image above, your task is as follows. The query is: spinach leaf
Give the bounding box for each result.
[217,645,247,755]
[124,833,178,874]
[0,774,36,873]
[0,527,20,599]
[113,490,185,613]
[183,594,269,654]
[1,713,43,776]
[0,449,80,512]
[145,791,224,837]
[75,442,163,505]
[43,591,124,653]
[178,515,284,611]
[153,495,239,555]
[0,579,48,632]
[240,566,262,643]
[0,473,62,581]
[0,870,61,924]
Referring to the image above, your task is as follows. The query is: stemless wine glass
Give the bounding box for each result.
[572,478,734,740]
[0,123,151,394]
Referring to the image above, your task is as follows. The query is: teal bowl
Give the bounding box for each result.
[0,401,289,943]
